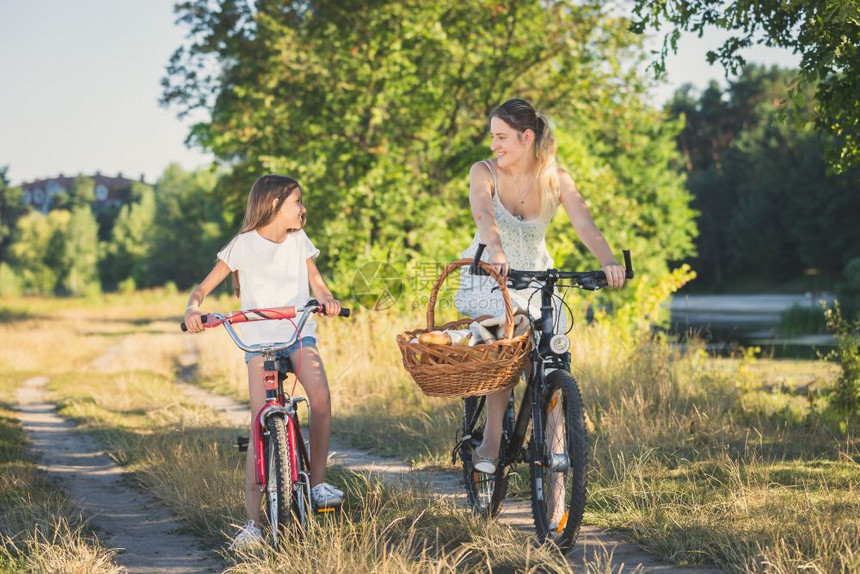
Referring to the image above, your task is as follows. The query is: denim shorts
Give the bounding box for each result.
[244,336,317,363]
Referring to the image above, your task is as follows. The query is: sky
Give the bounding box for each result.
[0,1,801,186]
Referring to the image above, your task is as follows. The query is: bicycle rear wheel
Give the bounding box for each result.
[263,415,293,545]
[529,369,587,552]
[461,395,510,518]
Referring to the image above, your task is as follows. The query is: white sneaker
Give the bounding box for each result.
[228,519,264,550]
[311,483,343,506]
[320,482,344,498]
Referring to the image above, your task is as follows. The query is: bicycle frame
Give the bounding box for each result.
[464,244,632,469]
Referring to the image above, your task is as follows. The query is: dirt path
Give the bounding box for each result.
[177,341,723,574]
[15,376,225,574]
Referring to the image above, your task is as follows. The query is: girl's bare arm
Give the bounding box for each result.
[307,258,341,316]
[184,260,232,332]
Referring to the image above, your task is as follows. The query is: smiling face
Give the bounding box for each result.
[273,190,306,230]
[490,117,534,169]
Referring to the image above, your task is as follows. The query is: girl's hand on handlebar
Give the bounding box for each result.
[320,297,342,317]
[184,307,205,333]
[602,261,626,289]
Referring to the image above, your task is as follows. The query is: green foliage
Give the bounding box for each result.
[631,0,860,172]
[824,303,860,426]
[8,211,63,294]
[0,167,28,262]
[0,262,21,297]
[100,186,156,290]
[51,175,95,211]
[162,0,697,300]
[59,206,101,296]
[666,66,860,288]
[144,164,229,289]
[779,304,828,336]
[6,206,101,296]
[836,258,860,320]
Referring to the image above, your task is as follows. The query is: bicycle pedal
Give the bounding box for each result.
[314,502,342,516]
[236,435,249,452]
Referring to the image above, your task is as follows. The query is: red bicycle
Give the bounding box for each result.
[181,299,350,546]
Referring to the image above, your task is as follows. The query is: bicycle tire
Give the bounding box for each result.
[529,369,587,552]
[263,415,293,543]
[462,395,510,518]
[289,415,310,528]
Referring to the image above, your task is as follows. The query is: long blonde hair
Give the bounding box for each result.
[229,174,305,296]
[491,98,560,220]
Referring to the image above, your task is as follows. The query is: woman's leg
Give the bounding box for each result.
[244,356,268,522]
[475,388,510,460]
[288,345,331,487]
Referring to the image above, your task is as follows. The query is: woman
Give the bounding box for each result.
[453,98,625,523]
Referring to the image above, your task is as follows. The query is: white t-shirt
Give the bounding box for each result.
[217,229,321,346]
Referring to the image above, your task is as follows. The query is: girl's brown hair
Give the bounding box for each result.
[491,98,560,220]
[230,174,305,296]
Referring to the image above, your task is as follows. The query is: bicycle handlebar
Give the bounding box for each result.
[180,300,350,353]
[470,243,634,291]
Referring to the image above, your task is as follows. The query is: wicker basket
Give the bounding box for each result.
[396,259,532,398]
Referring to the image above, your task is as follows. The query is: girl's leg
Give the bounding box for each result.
[288,346,331,487]
[244,356,268,522]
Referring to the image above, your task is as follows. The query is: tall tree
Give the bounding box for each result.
[163,0,697,296]
[667,65,860,287]
[631,0,860,172]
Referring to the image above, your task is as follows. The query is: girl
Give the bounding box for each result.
[184,174,343,548]
[454,98,625,526]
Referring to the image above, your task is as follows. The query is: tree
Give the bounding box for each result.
[143,164,229,289]
[100,186,157,290]
[0,166,28,263]
[8,211,65,294]
[666,65,860,288]
[59,206,101,296]
[631,0,860,172]
[162,0,697,299]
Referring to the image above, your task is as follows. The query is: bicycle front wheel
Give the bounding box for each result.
[529,369,587,552]
[263,415,293,544]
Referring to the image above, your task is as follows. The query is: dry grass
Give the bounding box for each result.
[3,291,859,572]
[0,372,119,573]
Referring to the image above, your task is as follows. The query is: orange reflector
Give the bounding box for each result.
[316,507,336,514]
[548,396,558,413]
[556,512,568,533]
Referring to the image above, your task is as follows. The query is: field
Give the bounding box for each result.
[1,290,857,572]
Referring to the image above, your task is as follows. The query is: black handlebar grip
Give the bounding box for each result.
[320,305,351,318]
[623,250,634,279]
[180,314,208,332]
[471,243,488,276]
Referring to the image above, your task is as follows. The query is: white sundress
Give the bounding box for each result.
[453,160,568,333]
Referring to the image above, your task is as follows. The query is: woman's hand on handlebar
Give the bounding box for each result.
[184,306,205,333]
[319,297,342,317]
[488,248,509,277]
[602,261,626,289]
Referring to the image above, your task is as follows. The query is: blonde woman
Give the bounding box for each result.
[454,98,625,524]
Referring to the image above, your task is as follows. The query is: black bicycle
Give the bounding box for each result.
[455,243,633,552]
